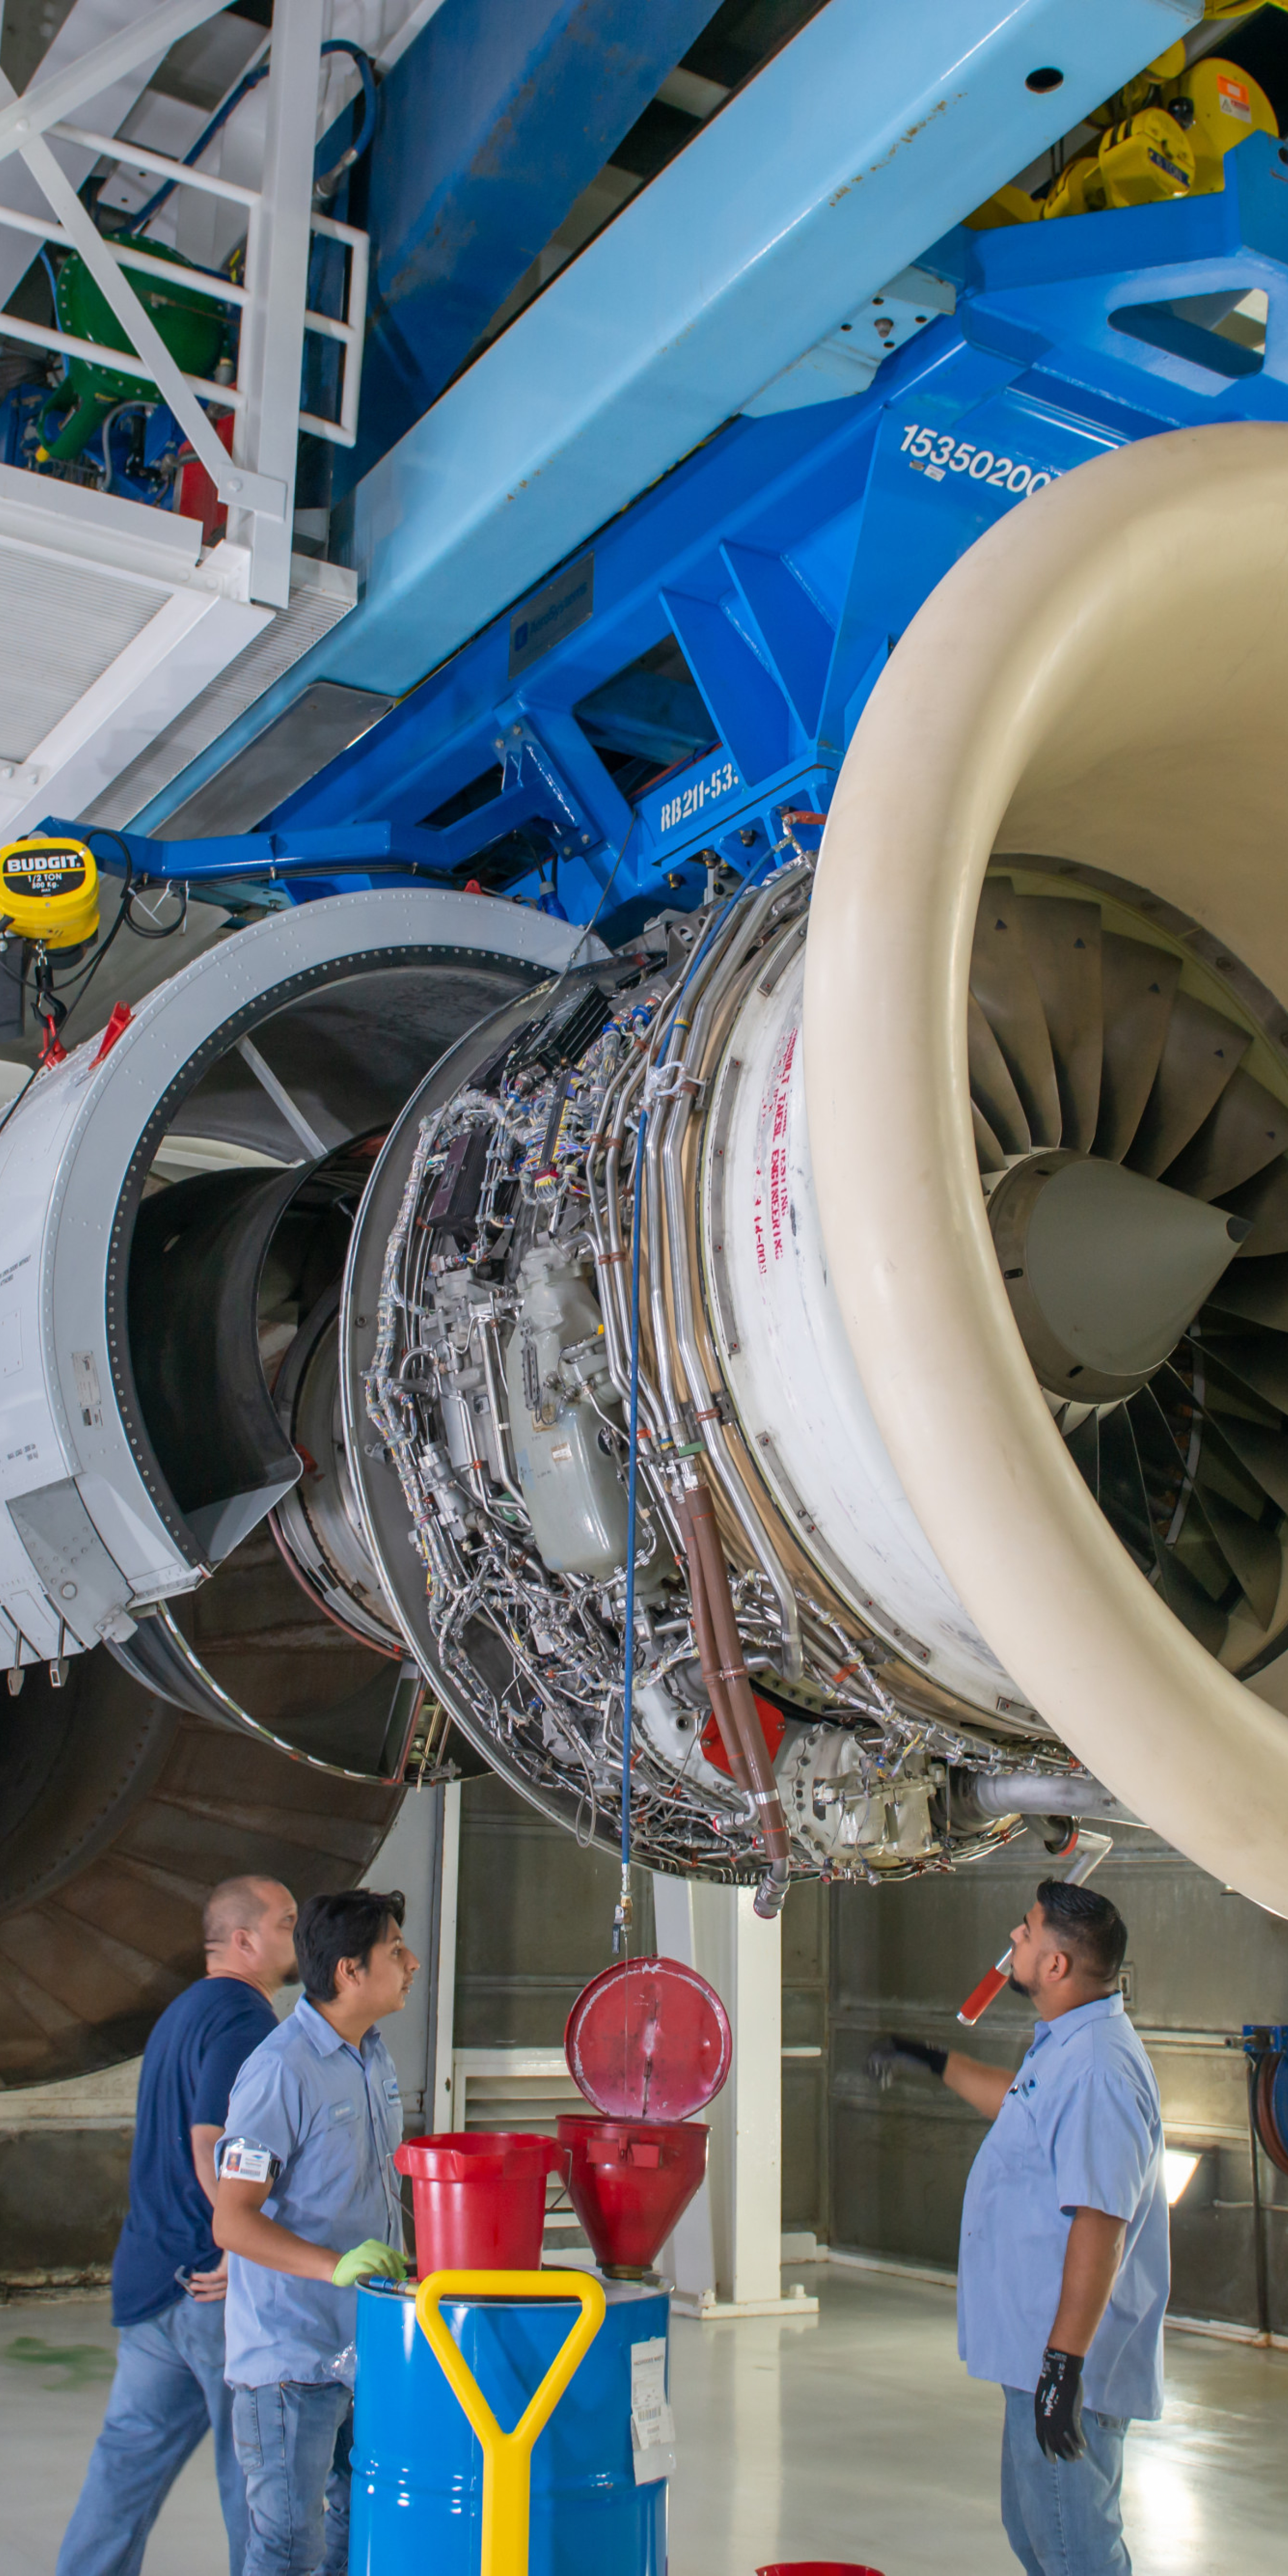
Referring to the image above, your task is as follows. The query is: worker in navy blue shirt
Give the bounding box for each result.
[870,1882,1166,2576]
[58,1875,300,2576]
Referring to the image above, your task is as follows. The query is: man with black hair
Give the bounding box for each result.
[213,1887,419,2576]
[58,1876,299,2576]
[868,1879,1166,2575]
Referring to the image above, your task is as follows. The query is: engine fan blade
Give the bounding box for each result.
[972,1100,1008,1173]
[1126,992,1251,1179]
[1205,1254,1288,1330]
[1194,1485,1283,1631]
[968,993,1030,1158]
[1219,1159,1288,1258]
[1161,1072,1288,1203]
[1170,1492,1240,1608]
[1209,1415,1288,1520]
[1063,1405,1100,1499]
[969,904,1061,1148]
[1095,1404,1156,1568]
[1094,936,1181,1164]
[1193,1410,1277,1514]
[1010,895,1103,1152]
[1199,1329,1288,1415]
[1152,1545,1229,1654]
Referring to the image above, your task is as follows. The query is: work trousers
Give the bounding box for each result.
[231,2377,353,2576]
[1001,2385,1131,2576]
[56,2293,245,2576]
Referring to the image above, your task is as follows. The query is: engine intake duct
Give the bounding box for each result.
[127,1165,307,1560]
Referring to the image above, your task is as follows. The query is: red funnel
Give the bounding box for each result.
[557,2113,708,2278]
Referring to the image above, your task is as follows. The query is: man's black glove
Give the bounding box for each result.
[865,2034,948,2088]
[1034,2348,1086,2462]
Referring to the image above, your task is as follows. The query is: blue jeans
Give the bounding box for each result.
[1001,2386,1131,2575]
[231,2379,353,2576]
[57,2294,245,2576]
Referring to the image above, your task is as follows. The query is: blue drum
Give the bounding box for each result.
[348,2274,669,2575]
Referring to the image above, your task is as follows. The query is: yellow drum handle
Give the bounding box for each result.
[414,2268,606,2576]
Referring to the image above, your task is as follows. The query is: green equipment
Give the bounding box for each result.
[39,237,228,463]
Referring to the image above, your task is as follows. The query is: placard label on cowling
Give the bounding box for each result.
[508,556,594,677]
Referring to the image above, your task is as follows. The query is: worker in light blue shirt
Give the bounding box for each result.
[869,1879,1166,2576]
[213,1886,419,2576]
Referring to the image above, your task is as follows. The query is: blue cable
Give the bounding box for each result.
[616,1102,647,1952]
[132,42,377,233]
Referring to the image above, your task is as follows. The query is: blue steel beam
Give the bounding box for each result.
[342,0,727,494]
[141,0,1198,830]
[116,135,1288,947]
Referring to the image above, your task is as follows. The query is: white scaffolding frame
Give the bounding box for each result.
[0,0,368,606]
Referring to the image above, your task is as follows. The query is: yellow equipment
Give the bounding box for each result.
[1169,56,1278,191]
[415,2268,605,2576]
[0,836,99,948]
[970,47,1277,231]
[1040,107,1196,220]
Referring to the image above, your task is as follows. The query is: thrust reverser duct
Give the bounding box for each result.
[806,421,1288,1918]
[0,892,592,2073]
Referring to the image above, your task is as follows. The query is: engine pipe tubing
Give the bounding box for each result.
[672,1485,752,1798]
[601,1054,666,1440]
[614,1098,647,1956]
[679,1458,792,1917]
[960,1770,1131,1822]
[479,1314,528,1516]
[639,891,751,1441]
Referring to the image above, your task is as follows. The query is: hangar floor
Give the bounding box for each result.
[4,2265,1286,2575]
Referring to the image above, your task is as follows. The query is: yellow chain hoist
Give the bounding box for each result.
[969,33,1278,231]
[0,834,101,1065]
[0,835,99,948]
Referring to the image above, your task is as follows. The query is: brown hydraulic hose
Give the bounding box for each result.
[673,1486,752,1796]
[680,1463,792,1916]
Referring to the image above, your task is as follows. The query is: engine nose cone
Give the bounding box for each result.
[988,1149,1250,1401]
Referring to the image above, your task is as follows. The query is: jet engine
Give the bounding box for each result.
[5,421,1288,2080]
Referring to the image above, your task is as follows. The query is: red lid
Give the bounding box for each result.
[564,1954,732,2120]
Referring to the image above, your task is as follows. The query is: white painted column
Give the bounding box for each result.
[364,1777,460,2133]
[431,1780,461,2134]
[653,1875,817,2320]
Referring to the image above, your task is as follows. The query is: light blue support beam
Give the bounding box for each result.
[143,0,1198,826]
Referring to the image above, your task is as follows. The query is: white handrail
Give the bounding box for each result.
[0,4,370,592]
[50,121,260,207]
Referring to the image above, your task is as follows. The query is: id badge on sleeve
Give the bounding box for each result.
[218,2138,280,2185]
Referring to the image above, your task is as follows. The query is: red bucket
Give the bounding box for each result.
[558,2113,708,2278]
[394,2131,559,2276]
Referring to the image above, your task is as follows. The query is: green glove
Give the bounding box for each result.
[332,2239,408,2288]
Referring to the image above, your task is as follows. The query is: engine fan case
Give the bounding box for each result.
[805,422,1288,1916]
[701,946,1021,1714]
